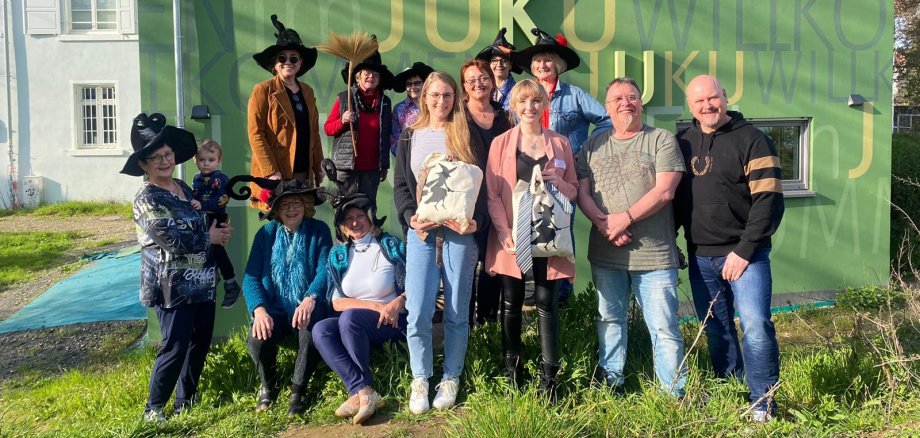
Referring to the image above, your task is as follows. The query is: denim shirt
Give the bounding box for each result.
[492,75,516,112]
[134,180,215,308]
[549,81,612,155]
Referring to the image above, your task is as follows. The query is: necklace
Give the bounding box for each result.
[521,130,542,152]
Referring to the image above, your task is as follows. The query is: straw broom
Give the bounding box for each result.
[317,32,378,158]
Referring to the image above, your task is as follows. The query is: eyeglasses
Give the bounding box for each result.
[145,151,175,164]
[405,80,424,88]
[606,95,640,105]
[463,76,492,86]
[359,70,380,77]
[278,201,304,210]
[344,213,369,223]
[276,54,300,65]
[427,92,455,101]
[490,58,510,66]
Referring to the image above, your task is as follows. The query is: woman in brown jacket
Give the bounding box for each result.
[248,15,324,211]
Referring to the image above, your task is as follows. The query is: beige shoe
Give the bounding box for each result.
[353,391,384,425]
[334,395,359,418]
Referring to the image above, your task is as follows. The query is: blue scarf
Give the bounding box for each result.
[270,222,309,314]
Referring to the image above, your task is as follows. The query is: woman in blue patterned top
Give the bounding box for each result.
[390,62,434,155]
[230,177,332,417]
[121,113,233,423]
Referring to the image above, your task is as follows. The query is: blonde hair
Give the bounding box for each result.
[269,194,316,222]
[508,79,549,116]
[531,51,567,76]
[410,71,475,164]
[197,139,223,159]
[338,206,381,241]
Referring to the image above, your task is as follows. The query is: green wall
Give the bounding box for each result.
[138,0,894,337]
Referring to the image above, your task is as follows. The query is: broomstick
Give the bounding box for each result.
[317,32,378,159]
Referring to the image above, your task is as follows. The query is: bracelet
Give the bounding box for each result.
[625,209,635,225]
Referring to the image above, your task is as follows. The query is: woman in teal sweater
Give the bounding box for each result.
[235,178,332,417]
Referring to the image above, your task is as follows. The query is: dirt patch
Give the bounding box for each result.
[281,414,448,438]
[0,320,146,381]
[0,213,141,381]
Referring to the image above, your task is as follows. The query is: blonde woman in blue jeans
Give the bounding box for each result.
[393,71,488,414]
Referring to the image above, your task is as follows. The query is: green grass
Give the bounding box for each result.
[0,201,132,219]
[31,201,132,219]
[3,290,920,437]
[0,231,87,289]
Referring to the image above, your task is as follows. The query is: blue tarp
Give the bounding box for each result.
[0,247,146,334]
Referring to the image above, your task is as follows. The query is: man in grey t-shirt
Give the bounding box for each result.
[575,77,686,397]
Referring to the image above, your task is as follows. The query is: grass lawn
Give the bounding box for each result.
[0,231,88,290]
[0,201,132,219]
[2,287,920,437]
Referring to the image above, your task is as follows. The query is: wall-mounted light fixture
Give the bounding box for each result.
[847,94,866,108]
[190,105,210,120]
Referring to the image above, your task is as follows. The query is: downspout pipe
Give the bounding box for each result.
[172,0,185,179]
[3,0,16,209]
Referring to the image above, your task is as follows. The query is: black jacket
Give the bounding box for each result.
[393,127,490,245]
[674,111,785,260]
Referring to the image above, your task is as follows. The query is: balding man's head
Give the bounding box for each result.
[686,75,730,133]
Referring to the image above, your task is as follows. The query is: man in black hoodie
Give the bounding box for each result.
[675,75,784,422]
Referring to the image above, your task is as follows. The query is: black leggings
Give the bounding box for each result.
[500,257,560,364]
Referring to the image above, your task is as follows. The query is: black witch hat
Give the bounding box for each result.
[252,14,318,77]
[318,159,386,242]
[511,27,581,74]
[226,175,324,221]
[120,113,196,177]
[475,28,524,74]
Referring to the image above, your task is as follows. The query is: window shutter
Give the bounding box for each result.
[23,0,60,35]
[117,0,136,34]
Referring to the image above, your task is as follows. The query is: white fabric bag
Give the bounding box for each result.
[511,165,575,261]
[415,152,483,233]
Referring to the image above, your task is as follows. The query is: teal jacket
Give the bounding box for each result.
[326,232,406,303]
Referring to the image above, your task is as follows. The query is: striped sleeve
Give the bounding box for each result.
[734,131,785,260]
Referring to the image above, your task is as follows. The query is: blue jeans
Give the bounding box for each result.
[688,247,779,412]
[591,265,687,397]
[593,266,686,397]
[313,308,408,395]
[405,229,478,379]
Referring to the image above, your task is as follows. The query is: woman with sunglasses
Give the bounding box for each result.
[390,62,434,156]
[248,15,325,210]
[393,71,486,414]
[460,59,513,325]
[324,48,394,206]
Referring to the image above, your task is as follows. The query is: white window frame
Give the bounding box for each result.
[72,82,119,151]
[66,0,118,34]
[676,117,812,196]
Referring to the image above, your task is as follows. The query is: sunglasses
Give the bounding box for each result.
[276,54,300,65]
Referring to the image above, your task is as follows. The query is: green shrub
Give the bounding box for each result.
[891,133,920,278]
[836,286,905,311]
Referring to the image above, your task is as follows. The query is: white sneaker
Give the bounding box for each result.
[432,377,460,409]
[409,377,430,414]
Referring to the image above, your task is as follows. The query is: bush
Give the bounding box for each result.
[836,286,906,311]
[891,134,920,278]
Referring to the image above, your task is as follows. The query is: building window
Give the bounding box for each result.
[77,85,118,149]
[676,118,811,192]
[70,0,117,32]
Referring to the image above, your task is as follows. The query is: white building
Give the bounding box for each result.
[0,0,140,208]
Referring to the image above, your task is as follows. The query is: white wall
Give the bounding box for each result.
[1,0,142,206]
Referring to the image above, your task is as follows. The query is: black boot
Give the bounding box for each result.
[538,361,560,403]
[287,385,309,417]
[504,354,524,388]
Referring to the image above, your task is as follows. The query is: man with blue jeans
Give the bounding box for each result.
[576,77,687,397]
[676,75,785,422]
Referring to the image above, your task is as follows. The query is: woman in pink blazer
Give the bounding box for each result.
[484,79,578,402]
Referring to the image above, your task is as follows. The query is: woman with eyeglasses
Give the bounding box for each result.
[247,15,325,211]
[121,113,233,422]
[474,28,524,111]
[390,62,434,156]
[460,59,513,325]
[324,47,394,206]
[235,178,332,417]
[393,71,486,415]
